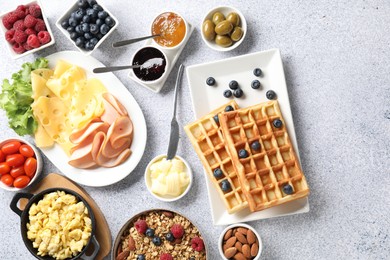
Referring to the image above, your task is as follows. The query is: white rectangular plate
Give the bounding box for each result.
[186,49,309,225]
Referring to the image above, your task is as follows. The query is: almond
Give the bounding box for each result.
[247,229,256,244]
[251,243,259,257]
[223,243,229,252]
[225,236,237,248]
[233,252,247,260]
[173,238,182,245]
[235,231,247,244]
[116,250,130,260]
[224,229,233,240]
[224,247,237,258]
[128,236,136,250]
[242,244,251,258]
[237,227,248,236]
[235,241,243,252]
[162,211,174,218]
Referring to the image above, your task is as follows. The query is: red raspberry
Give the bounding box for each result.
[34,19,46,32]
[37,31,51,44]
[12,43,26,54]
[27,34,40,48]
[13,20,26,31]
[5,29,16,44]
[2,12,19,30]
[191,237,205,252]
[170,224,184,239]
[25,28,36,35]
[159,253,173,260]
[14,30,27,44]
[134,219,147,234]
[28,4,42,18]
[23,42,33,51]
[15,5,28,19]
[24,14,37,28]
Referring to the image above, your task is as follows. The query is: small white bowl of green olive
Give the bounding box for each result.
[201,6,247,51]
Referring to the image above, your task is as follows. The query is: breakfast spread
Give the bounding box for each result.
[221,226,260,259]
[151,12,186,48]
[132,47,167,82]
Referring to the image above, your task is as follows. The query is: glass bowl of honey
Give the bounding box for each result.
[151,11,188,50]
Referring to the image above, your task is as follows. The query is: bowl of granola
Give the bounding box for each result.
[112,209,208,260]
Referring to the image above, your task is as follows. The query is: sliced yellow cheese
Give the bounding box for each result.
[34,123,54,147]
[31,69,55,100]
[53,60,73,78]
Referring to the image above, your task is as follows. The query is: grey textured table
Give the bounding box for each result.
[1,0,389,259]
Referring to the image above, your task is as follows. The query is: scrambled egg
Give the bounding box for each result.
[26,191,92,259]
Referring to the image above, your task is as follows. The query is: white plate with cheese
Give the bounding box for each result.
[40,51,147,187]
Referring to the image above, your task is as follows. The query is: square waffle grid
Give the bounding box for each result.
[219,101,309,212]
[184,101,248,214]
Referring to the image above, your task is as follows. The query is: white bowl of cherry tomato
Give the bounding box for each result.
[0,138,42,191]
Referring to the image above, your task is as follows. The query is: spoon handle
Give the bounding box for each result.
[112,35,160,47]
[93,65,141,73]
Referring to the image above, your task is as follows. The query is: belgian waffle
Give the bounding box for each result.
[218,100,309,212]
[184,101,248,214]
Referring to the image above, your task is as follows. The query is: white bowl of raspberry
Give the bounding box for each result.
[0,0,55,59]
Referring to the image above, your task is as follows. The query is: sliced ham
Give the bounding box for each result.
[68,142,97,169]
[69,121,109,144]
[107,116,134,149]
[102,92,128,116]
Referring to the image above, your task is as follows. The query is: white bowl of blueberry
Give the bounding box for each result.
[56,0,118,55]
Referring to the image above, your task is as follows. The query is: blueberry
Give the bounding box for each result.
[100,24,110,34]
[78,0,88,8]
[75,37,85,47]
[224,105,234,112]
[213,168,223,179]
[98,10,108,19]
[253,68,262,76]
[74,9,85,21]
[145,228,155,237]
[152,236,162,246]
[223,89,232,98]
[81,23,90,33]
[251,141,261,151]
[75,25,83,34]
[165,232,175,242]
[206,77,215,86]
[221,180,231,192]
[89,37,99,47]
[105,16,115,27]
[89,23,99,34]
[85,41,94,50]
[95,18,104,27]
[70,32,78,40]
[136,255,146,260]
[233,88,243,98]
[266,90,277,100]
[213,115,219,124]
[283,184,294,195]
[68,17,78,27]
[86,8,98,19]
[273,119,283,128]
[93,4,103,11]
[87,0,97,6]
[251,80,261,89]
[82,15,91,23]
[84,32,93,40]
[229,80,239,90]
[238,149,249,158]
[66,26,75,33]
[61,20,69,29]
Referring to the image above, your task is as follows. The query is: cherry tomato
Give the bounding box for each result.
[24,157,37,177]
[1,141,21,155]
[6,154,25,167]
[1,174,14,187]
[10,166,25,178]
[0,162,10,175]
[13,175,30,189]
[19,144,35,158]
[0,150,5,162]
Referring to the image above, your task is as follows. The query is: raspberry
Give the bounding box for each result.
[134,220,147,234]
[12,43,25,54]
[2,12,19,30]
[34,19,46,32]
[5,29,16,44]
[28,4,42,18]
[25,28,36,35]
[15,5,27,19]
[24,14,37,28]
[27,34,40,48]
[170,224,184,239]
[159,253,173,260]
[23,42,33,51]
[37,31,51,44]
[13,19,26,31]
[191,237,204,252]
[14,30,27,44]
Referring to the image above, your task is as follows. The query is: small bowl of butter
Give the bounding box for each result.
[145,154,192,202]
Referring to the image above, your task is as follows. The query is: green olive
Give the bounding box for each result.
[215,35,233,47]
[202,19,216,41]
[226,12,240,27]
[230,26,243,41]
[215,20,233,36]
[212,12,225,25]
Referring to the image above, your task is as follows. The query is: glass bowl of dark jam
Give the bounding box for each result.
[131,46,168,84]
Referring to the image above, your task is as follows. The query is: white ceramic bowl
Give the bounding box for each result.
[150,11,188,51]
[55,0,118,56]
[201,6,247,52]
[218,223,263,259]
[145,154,193,202]
[0,0,55,59]
[0,137,43,192]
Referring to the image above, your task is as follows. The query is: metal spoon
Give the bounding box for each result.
[166,64,185,160]
[112,34,161,48]
[93,64,142,73]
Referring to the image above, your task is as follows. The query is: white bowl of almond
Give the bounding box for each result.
[219,223,262,259]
